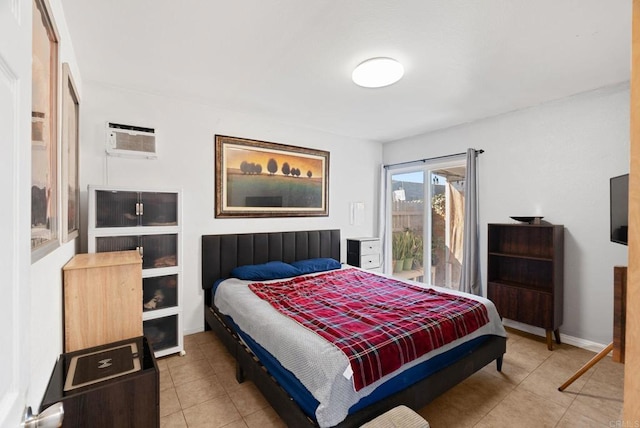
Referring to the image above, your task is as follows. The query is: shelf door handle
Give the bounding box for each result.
[135,203,140,216]
[137,246,144,258]
[139,202,144,215]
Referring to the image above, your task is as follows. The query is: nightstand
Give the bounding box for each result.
[347,237,381,271]
[40,336,159,427]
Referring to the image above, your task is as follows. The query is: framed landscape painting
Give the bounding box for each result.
[61,63,80,242]
[31,0,60,260]
[215,135,329,218]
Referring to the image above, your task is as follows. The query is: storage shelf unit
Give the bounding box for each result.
[88,185,183,357]
[487,223,564,350]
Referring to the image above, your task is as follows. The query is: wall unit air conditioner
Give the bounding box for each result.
[106,122,157,159]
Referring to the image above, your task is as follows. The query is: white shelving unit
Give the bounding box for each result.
[88,185,184,357]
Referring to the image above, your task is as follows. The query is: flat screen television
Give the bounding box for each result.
[610,173,629,245]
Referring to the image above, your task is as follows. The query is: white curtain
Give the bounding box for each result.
[460,148,481,295]
[378,165,392,273]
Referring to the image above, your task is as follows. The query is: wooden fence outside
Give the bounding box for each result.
[392,200,424,233]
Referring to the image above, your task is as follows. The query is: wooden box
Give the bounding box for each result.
[41,336,158,427]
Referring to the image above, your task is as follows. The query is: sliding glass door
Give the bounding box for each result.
[390,170,426,281]
[388,159,466,289]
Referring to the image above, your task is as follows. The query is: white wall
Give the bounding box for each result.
[383,83,630,347]
[29,242,76,404]
[27,0,82,411]
[79,82,382,335]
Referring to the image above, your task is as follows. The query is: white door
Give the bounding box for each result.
[0,0,34,425]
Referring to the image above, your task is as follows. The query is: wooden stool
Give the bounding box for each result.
[360,405,430,428]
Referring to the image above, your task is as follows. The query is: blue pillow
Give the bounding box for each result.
[290,258,341,274]
[230,261,302,281]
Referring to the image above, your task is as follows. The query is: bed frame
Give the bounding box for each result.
[201,229,506,427]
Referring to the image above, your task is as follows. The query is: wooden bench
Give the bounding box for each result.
[360,406,430,428]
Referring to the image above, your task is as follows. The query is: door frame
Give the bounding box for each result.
[0,0,34,425]
[384,157,466,286]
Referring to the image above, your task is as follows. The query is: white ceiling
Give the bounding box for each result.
[59,0,632,143]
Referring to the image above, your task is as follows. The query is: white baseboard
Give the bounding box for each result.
[502,319,610,354]
[183,327,205,336]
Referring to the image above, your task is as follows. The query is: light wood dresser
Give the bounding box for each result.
[63,251,142,352]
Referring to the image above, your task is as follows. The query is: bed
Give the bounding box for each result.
[201,229,506,427]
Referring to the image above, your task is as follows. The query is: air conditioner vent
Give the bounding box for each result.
[112,132,155,153]
[106,122,157,159]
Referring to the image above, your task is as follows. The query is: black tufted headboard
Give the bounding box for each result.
[201,229,341,306]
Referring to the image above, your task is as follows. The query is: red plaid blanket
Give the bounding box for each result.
[249,268,489,391]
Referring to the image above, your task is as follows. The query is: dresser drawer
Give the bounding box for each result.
[360,254,381,269]
[359,240,380,256]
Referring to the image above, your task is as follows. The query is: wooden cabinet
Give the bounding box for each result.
[41,336,159,427]
[88,185,183,357]
[347,237,381,271]
[613,266,627,363]
[63,251,142,353]
[487,223,564,350]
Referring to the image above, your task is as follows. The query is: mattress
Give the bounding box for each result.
[214,268,506,427]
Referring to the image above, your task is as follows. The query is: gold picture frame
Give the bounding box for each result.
[215,135,329,218]
[31,0,60,260]
[61,63,79,242]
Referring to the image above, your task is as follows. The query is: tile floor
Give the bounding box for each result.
[158,327,624,427]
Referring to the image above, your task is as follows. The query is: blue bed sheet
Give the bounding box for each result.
[225,313,491,422]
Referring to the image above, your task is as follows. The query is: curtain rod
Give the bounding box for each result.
[383,149,484,169]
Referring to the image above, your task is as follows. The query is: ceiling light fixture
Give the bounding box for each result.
[352,57,404,88]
